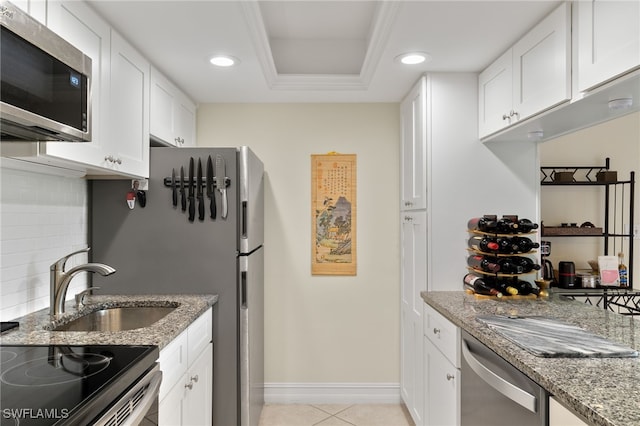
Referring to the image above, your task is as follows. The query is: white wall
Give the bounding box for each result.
[539,112,640,287]
[197,103,400,399]
[0,164,89,320]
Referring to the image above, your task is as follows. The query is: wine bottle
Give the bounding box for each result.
[495,258,524,274]
[467,255,500,272]
[467,216,497,232]
[509,256,542,273]
[468,236,500,253]
[494,217,519,234]
[510,280,541,296]
[516,218,539,233]
[511,236,540,253]
[494,237,520,254]
[488,278,519,296]
[618,252,628,288]
[463,273,503,297]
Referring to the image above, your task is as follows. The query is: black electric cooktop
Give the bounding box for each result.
[0,345,158,425]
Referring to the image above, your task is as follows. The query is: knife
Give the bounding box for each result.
[215,154,228,219]
[207,155,216,219]
[171,168,177,207]
[180,166,186,211]
[197,158,205,221]
[188,157,195,222]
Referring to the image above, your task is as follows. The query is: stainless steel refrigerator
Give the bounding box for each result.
[90,146,264,426]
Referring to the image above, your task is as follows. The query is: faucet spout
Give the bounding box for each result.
[50,249,116,318]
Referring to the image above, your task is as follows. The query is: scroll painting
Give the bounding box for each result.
[311,153,357,275]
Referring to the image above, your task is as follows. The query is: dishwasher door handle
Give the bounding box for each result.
[462,339,537,413]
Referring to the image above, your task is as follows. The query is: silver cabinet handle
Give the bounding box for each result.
[185,381,193,390]
[104,155,122,165]
[404,201,413,207]
[446,373,455,381]
[190,375,199,383]
[433,328,441,335]
[404,216,413,222]
[462,339,537,413]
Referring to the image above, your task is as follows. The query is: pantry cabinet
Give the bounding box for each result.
[400,210,427,425]
[159,307,213,426]
[150,67,197,147]
[576,0,640,92]
[400,78,427,210]
[479,2,571,138]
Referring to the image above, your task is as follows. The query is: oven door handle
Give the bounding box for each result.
[462,338,537,413]
[94,365,163,426]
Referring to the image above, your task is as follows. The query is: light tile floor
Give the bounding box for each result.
[258,404,415,426]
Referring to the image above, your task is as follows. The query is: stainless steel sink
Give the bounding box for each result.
[52,306,177,332]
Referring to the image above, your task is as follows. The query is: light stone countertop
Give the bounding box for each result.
[0,294,218,350]
[421,290,640,426]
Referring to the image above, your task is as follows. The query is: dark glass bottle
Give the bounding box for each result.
[495,217,519,234]
[467,255,500,272]
[463,273,503,297]
[467,217,497,233]
[494,237,520,254]
[510,256,542,273]
[516,218,539,233]
[489,278,519,296]
[495,258,524,274]
[512,236,540,253]
[510,280,541,296]
[468,236,500,253]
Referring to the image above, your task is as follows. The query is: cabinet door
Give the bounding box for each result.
[176,94,197,147]
[478,49,513,138]
[159,376,186,426]
[512,2,570,120]
[577,0,640,92]
[109,31,150,177]
[400,211,427,425]
[44,1,111,167]
[425,338,459,426]
[11,0,46,23]
[183,343,213,426]
[150,68,177,146]
[400,77,427,211]
[549,396,588,426]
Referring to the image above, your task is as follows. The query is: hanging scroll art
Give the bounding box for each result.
[311,153,357,275]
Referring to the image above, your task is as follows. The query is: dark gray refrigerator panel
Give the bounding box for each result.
[90,147,263,426]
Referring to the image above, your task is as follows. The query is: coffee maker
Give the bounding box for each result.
[541,240,555,284]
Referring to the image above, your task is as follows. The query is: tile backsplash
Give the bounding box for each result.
[1,166,89,320]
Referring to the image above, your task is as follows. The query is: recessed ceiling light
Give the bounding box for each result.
[608,97,633,111]
[395,52,431,65]
[209,55,238,67]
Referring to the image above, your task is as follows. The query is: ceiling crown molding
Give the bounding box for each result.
[240,1,400,91]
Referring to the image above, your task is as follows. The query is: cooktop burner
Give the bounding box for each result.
[0,344,157,425]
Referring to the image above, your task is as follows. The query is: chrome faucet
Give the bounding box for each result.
[50,248,116,317]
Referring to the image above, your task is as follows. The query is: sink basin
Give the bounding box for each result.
[52,306,177,332]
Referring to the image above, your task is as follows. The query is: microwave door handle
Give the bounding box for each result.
[462,339,537,413]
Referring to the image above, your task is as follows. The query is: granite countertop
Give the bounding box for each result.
[0,294,218,350]
[421,290,640,426]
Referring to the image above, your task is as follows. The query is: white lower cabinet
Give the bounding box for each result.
[549,396,588,426]
[159,307,213,426]
[424,304,460,426]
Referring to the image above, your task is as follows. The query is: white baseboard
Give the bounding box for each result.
[264,382,401,404]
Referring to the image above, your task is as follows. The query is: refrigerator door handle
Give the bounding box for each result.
[241,270,247,309]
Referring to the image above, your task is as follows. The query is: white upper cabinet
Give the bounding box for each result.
[45,0,111,171]
[400,77,427,211]
[150,67,197,147]
[576,0,640,92]
[10,0,46,23]
[109,31,150,178]
[479,2,571,138]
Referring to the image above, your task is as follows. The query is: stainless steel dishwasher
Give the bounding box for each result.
[460,330,548,426]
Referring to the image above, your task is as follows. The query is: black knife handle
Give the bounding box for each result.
[188,197,195,222]
[210,194,216,220]
[198,196,205,221]
[181,192,187,211]
[172,187,177,207]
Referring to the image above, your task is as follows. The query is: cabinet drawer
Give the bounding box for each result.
[159,329,188,401]
[424,304,459,367]
[187,307,213,366]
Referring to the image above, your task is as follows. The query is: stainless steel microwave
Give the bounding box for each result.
[0,0,92,142]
